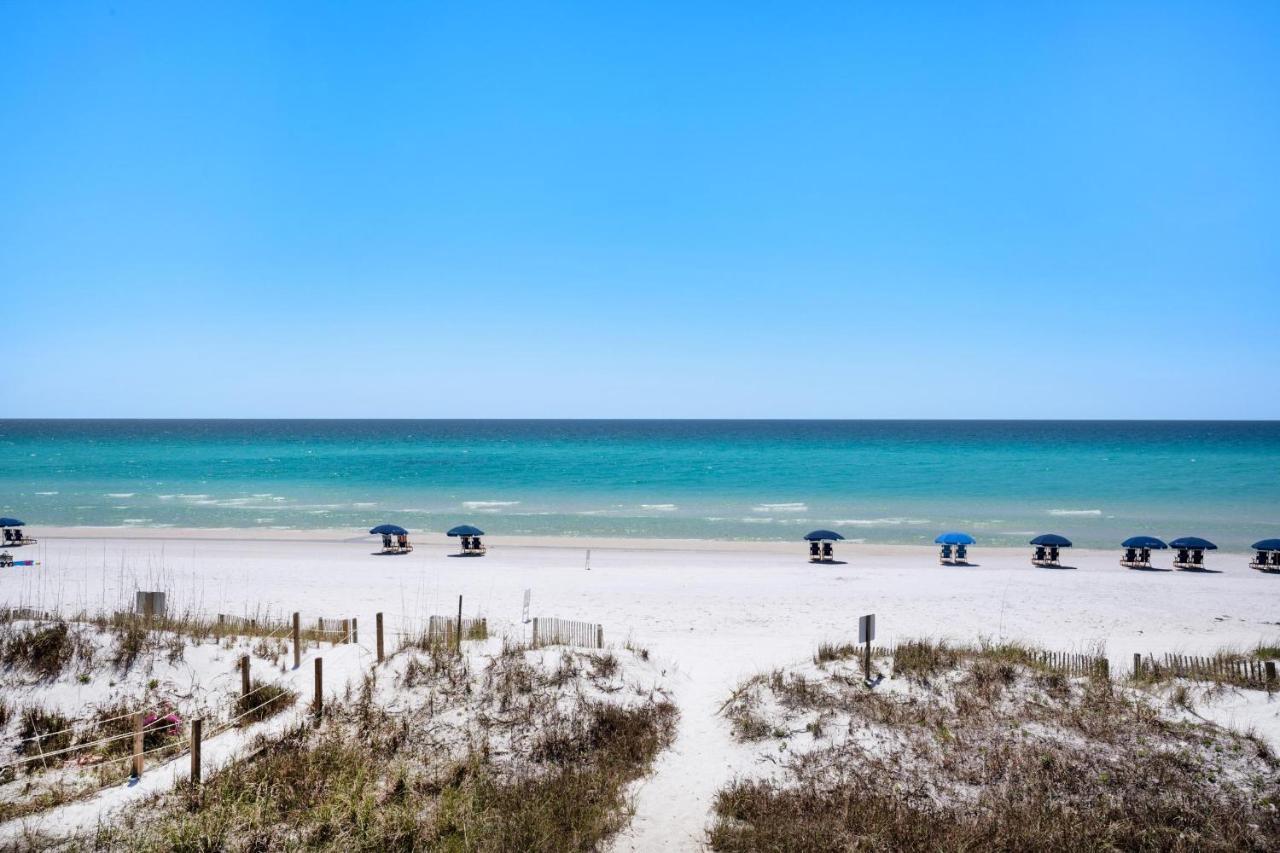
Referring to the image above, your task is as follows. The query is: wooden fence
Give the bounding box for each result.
[531,616,603,649]
[1,606,51,622]
[1028,650,1110,678]
[882,645,1109,679]
[1139,653,1277,690]
[217,614,288,633]
[316,617,352,642]
[425,615,488,644]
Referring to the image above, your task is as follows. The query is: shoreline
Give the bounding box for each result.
[19,524,1261,556]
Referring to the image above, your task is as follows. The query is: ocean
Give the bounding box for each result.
[1,420,1277,549]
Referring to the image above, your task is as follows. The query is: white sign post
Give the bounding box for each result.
[858,614,876,682]
[522,589,531,624]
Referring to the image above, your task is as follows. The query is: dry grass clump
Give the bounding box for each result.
[814,641,860,664]
[235,679,298,725]
[0,620,95,680]
[16,706,74,758]
[709,640,1280,851]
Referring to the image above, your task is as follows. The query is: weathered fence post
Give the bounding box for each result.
[352,617,358,645]
[240,654,250,697]
[1133,653,1142,677]
[341,618,350,645]
[190,718,203,791]
[292,611,301,669]
[131,712,144,779]
[456,595,463,652]
[1266,661,1277,686]
[314,658,323,722]
[596,625,604,649]
[376,612,384,663]
[532,617,539,648]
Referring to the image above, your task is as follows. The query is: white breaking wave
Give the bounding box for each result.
[35,491,58,495]
[1048,509,1102,516]
[106,493,136,498]
[752,502,807,513]
[640,504,678,511]
[834,517,931,526]
[463,500,520,510]
[741,517,775,524]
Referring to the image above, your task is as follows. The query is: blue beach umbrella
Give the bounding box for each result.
[803,530,845,541]
[1168,536,1217,550]
[935,532,976,545]
[0,518,25,527]
[1030,533,1072,547]
[447,524,485,537]
[369,524,408,536]
[1121,535,1167,550]
[1251,539,1280,551]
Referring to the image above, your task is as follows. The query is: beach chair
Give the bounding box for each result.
[954,544,968,565]
[472,537,486,556]
[1120,547,1140,568]
[809,542,821,562]
[1,530,10,544]
[939,544,953,565]
[1032,546,1046,566]
[1047,546,1061,566]
[1251,551,1269,571]
[0,552,12,568]
[1272,552,1280,570]
[821,542,833,562]
[1191,549,1204,567]
[1173,548,1191,569]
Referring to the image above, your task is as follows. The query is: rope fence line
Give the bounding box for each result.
[8,699,174,745]
[3,600,514,797]
[0,607,367,780]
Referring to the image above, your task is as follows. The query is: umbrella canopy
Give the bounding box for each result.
[1030,533,1073,547]
[369,524,408,536]
[0,518,24,527]
[1251,538,1280,552]
[447,524,485,537]
[803,530,845,542]
[935,532,976,546]
[1169,536,1217,550]
[1121,535,1167,550]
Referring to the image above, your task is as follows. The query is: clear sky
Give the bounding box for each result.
[2,2,1277,418]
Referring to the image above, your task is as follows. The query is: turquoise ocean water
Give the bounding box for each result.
[1,420,1277,549]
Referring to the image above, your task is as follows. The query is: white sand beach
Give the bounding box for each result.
[3,528,1279,849]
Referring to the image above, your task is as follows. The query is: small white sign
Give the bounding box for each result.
[858,613,876,644]
[522,589,531,624]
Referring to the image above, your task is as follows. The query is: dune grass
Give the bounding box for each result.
[88,644,676,852]
[711,639,1280,851]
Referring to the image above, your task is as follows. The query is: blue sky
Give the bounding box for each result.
[2,2,1277,418]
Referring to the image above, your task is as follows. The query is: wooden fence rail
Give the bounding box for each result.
[1,606,51,621]
[1028,649,1110,678]
[1140,653,1277,690]
[531,616,603,649]
[425,615,488,644]
[882,644,1109,679]
[216,614,289,633]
